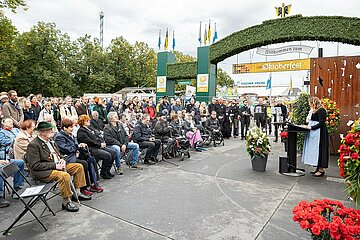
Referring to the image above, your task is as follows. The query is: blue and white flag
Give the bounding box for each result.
[266,73,272,90]
[212,22,218,43]
[158,29,161,50]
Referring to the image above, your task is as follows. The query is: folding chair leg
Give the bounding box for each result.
[39,196,56,216]
[3,197,47,235]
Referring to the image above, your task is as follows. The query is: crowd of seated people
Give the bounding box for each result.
[0,90,240,214]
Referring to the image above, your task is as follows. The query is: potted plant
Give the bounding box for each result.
[292,199,360,240]
[338,117,360,204]
[280,130,289,152]
[246,126,271,172]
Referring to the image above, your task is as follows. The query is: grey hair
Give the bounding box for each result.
[107,111,118,122]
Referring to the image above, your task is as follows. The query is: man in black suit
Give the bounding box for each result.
[132,114,160,164]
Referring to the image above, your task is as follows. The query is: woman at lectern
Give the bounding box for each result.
[301,97,329,177]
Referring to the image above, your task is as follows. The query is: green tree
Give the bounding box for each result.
[69,35,113,94]
[131,41,157,87]
[0,0,26,13]
[0,15,17,88]
[174,50,196,63]
[292,92,310,151]
[107,37,134,91]
[217,67,234,87]
[12,22,73,96]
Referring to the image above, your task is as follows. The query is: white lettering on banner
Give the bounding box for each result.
[262,61,303,71]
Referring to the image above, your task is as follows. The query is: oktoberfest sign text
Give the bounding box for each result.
[233,58,310,74]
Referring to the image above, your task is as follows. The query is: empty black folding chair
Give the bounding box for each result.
[0,162,56,236]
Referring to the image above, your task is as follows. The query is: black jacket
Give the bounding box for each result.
[205,118,220,131]
[169,121,182,137]
[103,123,129,147]
[90,119,104,131]
[154,120,171,139]
[132,121,152,143]
[77,126,103,148]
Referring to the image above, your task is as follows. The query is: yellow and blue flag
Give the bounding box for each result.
[204,24,207,45]
[208,20,211,44]
[164,28,169,50]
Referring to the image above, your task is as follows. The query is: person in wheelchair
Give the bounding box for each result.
[182,113,203,151]
[205,111,223,146]
[154,110,175,159]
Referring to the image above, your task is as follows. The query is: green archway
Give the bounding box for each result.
[161,15,360,100]
[167,15,360,78]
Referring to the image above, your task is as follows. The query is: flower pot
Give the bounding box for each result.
[251,155,268,172]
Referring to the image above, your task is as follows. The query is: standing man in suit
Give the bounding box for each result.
[240,99,251,140]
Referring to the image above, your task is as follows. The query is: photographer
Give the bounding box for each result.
[132,114,160,164]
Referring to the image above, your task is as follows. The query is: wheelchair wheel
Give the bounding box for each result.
[180,153,185,161]
[187,151,190,158]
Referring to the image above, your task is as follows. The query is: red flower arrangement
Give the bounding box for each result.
[321,98,341,135]
[293,199,360,240]
[338,119,360,178]
[280,131,288,139]
[338,118,360,202]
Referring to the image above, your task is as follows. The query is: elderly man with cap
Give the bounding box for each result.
[26,121,90,212]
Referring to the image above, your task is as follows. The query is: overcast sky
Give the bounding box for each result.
[5,0,360,89]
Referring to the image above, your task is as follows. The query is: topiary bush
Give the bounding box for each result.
[292,92,310,151]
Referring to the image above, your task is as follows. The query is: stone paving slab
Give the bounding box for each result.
[0,138,356,240]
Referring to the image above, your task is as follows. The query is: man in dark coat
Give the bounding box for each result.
[153,114,174,158]
[254,98,267,131]
[240,99,251,140]
[229,100,240,138]
[132,114,160,164]
[104,112,142,170]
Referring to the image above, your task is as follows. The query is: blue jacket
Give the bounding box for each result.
[0,128,20,159]
[54,131,78,163]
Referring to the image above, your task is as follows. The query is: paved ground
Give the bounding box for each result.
[0,137,355,240]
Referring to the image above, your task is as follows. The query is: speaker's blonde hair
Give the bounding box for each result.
[308,96,322,111]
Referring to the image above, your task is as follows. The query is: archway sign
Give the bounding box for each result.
[156,15,360,103]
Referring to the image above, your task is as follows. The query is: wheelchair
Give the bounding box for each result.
[204,128,224,147]
[173,136,191,161]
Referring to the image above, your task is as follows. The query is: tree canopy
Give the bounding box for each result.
[0,14,233,97]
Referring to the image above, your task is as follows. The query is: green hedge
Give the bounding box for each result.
[209,15,360,64]
[167,61,197,80]
[166,16,360,79]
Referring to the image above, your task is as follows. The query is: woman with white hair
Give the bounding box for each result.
[182,113,203,150]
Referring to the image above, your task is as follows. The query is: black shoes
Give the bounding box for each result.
[100,172,112,179]
[100,170,114,179]
[0,197,10,208]
[62,202,79,212]
[144,159,155,165]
